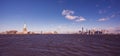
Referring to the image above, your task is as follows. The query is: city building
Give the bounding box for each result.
[94,31,103,35]
[6,30,18,34]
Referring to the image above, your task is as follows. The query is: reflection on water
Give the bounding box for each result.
[0,34,120,56]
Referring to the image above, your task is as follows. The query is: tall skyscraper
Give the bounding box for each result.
[23,24,28,34]
[82,27,84,33]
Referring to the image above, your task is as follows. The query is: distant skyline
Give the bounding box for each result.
[0,0,120,33]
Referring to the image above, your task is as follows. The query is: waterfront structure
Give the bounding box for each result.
[6,30,18,34]
[23,24,28,34]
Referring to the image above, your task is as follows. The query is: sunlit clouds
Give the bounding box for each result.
[62,10,76,20]
[62,10,86,22]
[98,11,120,22]
[95,0,120,22]
[75,16,86,22]
[65,15,77,20]
[62,10,74,16]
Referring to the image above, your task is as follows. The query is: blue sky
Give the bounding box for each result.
[0,0,120,33]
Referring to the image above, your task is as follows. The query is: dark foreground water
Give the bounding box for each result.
[0,34,120,56]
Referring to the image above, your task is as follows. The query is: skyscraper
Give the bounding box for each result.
[82,27,84,33]
[23,24,28,34]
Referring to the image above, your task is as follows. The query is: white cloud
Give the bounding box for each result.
[98,18,108,21]
[62,10,76,20]
[98,11,120,22]
[75,16,86,22]
[110,14,115,18]
[110,12,120,18]
[62,10,74,16]
[65,15,77,20]
[62,9,86,22]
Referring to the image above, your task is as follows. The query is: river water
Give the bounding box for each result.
[0,34,120,56]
